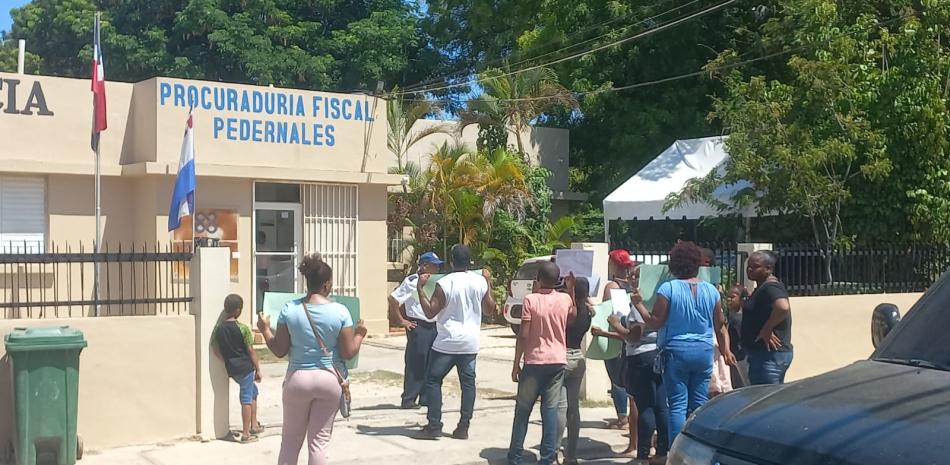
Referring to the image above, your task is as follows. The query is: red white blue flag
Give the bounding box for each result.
[168,113,196,231]
[91,13,107,151]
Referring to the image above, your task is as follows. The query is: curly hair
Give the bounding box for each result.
[668,241,703,279]
[299,253,332,294]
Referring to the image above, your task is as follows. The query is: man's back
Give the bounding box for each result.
[432,271,488,355]
[521,290,572,365]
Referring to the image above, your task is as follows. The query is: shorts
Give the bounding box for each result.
[234,371,259,405]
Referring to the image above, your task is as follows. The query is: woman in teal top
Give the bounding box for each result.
[632,242,735,443]
[258,253,367,465]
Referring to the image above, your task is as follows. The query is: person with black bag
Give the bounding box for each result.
[258,253,367,465]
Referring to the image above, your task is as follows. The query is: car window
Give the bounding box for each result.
[874,274,950,370]
[515,262,543,280]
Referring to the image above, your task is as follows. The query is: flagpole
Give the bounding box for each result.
[190,106,197,252]
[94,139,101,317]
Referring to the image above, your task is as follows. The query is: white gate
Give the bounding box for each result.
[301,184,358,296]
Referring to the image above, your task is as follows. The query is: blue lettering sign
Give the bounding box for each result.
[326,124,335,146]
[342,99,353,120]
[252,91,263,113]
[311,124,324,146]
[187,85,199,108]
[174,84,185,107]
[301,122,312,145]
[213,117,225,139]
[329,98,341,119]
[277,94,288,115]
[226,89,238,111]
[239,119,251,141]
[276,122,288,143]
[289,123,300,144]
[201,86,212,110]
[264,94,275,115]
[264,121,275,142]
[252,120,262,142]
[226,118,238,140]
[354,100,363,121]
[312,96,322,118]
[160,82,171,106]
[214,88,226,110]
[294,96,305,117]
[240,91,250,113]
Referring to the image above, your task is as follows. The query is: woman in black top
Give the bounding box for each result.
[742,250,794,385]
[556,277,593,465]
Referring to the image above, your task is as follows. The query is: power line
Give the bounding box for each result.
[397,0,736,96]
[399,0,699,93]
[402,13,913,104]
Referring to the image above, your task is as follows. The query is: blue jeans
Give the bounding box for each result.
[508,364,565,465]
[747,349,794,385]
[424,350,477,430]
[627,351,669,459]
[604,356,628,416]
[402,320,437,405]
[662,341,713,442]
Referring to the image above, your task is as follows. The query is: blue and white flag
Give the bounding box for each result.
[168,114,196,231]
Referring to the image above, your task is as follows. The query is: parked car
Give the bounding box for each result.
[668,271,950,465]
[503,255,554,334]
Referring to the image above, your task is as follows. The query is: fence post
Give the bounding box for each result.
[570,242,611,402]
[737,243,773,292]
[190,246,231,441]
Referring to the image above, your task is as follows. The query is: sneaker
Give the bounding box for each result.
[417,425,442,440]
[451,426,469,440]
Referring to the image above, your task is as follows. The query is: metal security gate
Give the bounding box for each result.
[301,184,358,296]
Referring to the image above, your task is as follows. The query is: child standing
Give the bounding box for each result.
[213,294,263,443]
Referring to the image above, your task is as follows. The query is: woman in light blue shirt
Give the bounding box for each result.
[633,242,735,443]
[258,254,367,465]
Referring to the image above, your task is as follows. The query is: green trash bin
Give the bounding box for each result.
[5,326,87,465]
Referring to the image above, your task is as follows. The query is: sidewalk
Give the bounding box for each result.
[79,329,637,465]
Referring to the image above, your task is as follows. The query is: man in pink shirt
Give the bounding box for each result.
[508,262,577,465]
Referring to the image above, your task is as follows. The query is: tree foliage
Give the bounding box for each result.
[8,0,440,90]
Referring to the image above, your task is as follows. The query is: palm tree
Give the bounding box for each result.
[459,67,577,163]
[470,148,532,239]
[387,86,452,172]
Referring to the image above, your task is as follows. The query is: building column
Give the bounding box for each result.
[191,246,232,440]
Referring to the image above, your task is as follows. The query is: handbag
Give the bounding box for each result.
[302,301,352,419]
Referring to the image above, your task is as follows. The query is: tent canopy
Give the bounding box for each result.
[603,136,756,222]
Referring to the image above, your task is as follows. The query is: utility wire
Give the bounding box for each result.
[399,0,700,93]
[396,0,736,96]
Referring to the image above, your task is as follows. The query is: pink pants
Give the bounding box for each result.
[278,369,342,465]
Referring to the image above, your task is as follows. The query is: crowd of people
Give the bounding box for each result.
[212,241,793,465]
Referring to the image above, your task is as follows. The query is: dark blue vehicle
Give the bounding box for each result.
[668,273,950,465]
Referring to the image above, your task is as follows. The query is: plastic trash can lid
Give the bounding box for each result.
[5,326,88,352]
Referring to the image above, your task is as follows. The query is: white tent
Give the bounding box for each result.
[603,136,756,239]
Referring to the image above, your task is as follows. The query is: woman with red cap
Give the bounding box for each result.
[590,250,637,436]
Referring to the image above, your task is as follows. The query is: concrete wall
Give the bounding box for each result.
[786,292,922,381]
[0,316,197,454]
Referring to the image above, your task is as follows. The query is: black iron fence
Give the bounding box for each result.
[610,240,741,290]
[0,242,193,319]
[774,243,950,296]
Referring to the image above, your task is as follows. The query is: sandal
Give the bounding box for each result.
[239,434,258,444]
[250,422,265,436]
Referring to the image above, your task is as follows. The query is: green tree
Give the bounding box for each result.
[670,0,950,281]
[386,86,451,172]
[8,0,439,90]
[459,66,576,161]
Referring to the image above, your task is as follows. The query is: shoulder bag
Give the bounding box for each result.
[301,302,352,419]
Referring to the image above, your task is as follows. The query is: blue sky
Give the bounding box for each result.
[1,0,29,33]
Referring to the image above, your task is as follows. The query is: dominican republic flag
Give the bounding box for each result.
[168,114,196,231]
[90,12,107,151]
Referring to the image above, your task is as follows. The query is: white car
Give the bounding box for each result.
[503,255,554,333]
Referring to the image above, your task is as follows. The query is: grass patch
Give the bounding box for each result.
[254,347,283,364]
[580,399,615,408]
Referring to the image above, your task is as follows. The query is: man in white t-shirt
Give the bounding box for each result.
[417,244,495,440]
[389,251,444,409]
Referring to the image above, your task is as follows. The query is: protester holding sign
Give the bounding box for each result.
[595,249,637,432]
[631,242,735,443]
[257,254,367,465]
